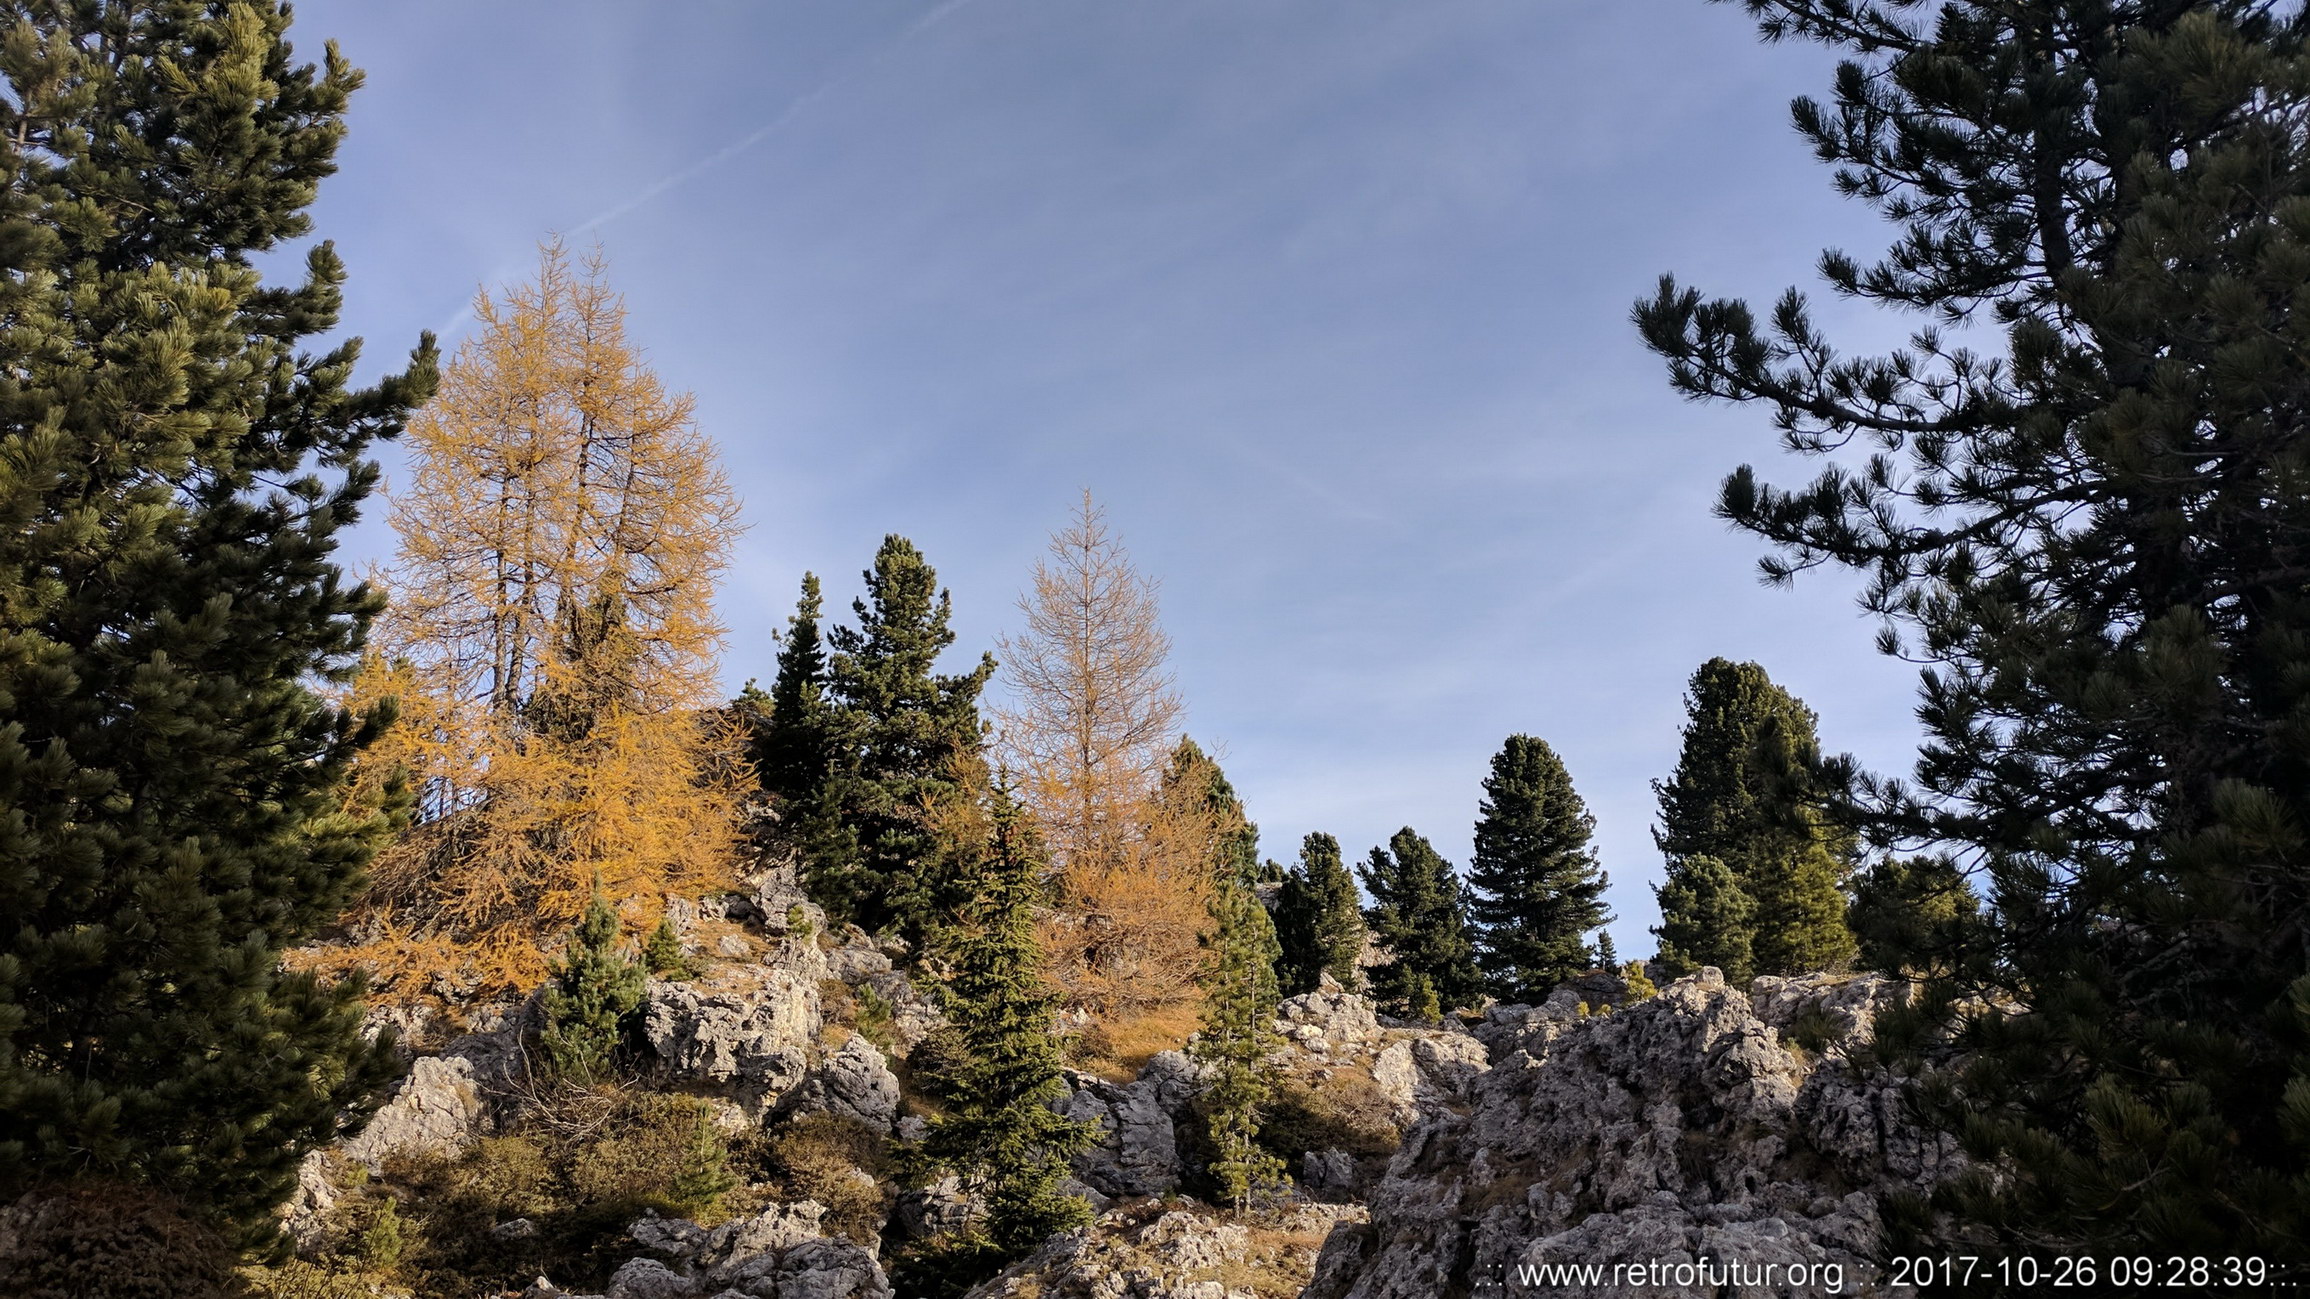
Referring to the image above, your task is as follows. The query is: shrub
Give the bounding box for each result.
[539,890,647,1082]
[240,1260,396,1299]
[886,1232,1009,1299]
[336,1088,741,1296]
[0,1183,243,1299]
[1621,960,1659,1000]
[355,1198,405,1270]
[755,1114,893,1242]
[1257,1073,1397,1170]
[644,916,698,979]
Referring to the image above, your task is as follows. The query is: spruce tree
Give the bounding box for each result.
[0,2,435,1238]
[1357,829,1482,1017]
[1638,0,2310,1255]
[1652,658,1855,976]
[539,889,646,1082]
[1274,832,1365,996]
[820,537,995,941]
[758,573,837,806]
[1466,735,1612,1003]
[754,573,853,870]
[916,777,1095,1268]
[1651,855,1756,984]
[1190,877,1286,1211]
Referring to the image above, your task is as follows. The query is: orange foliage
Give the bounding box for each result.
[996,496,1216,1021]
[330,240,746,995]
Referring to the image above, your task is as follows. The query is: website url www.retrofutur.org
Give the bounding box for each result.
[1481,1253,2300,1294]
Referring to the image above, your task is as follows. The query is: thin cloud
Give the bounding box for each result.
[571,0,979,237]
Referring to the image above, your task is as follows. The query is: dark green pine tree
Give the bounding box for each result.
[1273,832,1366,996]
[1190,877,1286,1212]
[820,537,996,941]
[1651,658,1855,976]
[1358,829,1482,1018]
[750,573,854,869]
[1637,0,2310,1258]
[915,777,1096,1272]
[538,888,647,1083]
[1466,735,1612,1004]
[1651,855,1756,985]
[0,2,436,1242]
[1845,856,1980,979]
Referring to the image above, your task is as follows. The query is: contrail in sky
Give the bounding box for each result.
[434,0,977,341]
[570,0,978,236]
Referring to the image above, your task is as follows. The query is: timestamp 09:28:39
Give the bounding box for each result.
[1887,1253,2291,1289]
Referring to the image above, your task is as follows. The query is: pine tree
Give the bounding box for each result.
[0,2,435,1238]
[539,888,646,1082]
[753,574,852,869]
[1190,878,1286,1212]
[1846,856,1980,979]
[1637,0,2310,1254]
[819,536,996,941]
[1274,832,1365,996]
[1651,658,1854,976]
[1358,829,1482,1017]
[1596,931,1618,969]
[758,574,837,807]
[1651,855,1756,984]
[916,774,1096,1267]
[1466,735,1612,1003]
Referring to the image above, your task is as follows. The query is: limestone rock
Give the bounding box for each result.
[860,969,944,1058]
[694,1201,829,1290]
[771,1238,894,1299]
[826,944,891,983]
[607,1256,700,1299]
[1274,989,1379,1049]
[893,1175,978,1241]
[1052,1067,1182,1198]
[640,966,820,1103]
[969,1201,1357,1299]
[1305,971,1953,1299]
[629,1212,708,1258]
[784,1034,901,1132]
[339,1052,489,1171]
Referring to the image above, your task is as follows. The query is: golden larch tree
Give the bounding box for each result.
[337,239,746,994]
[994,494,1211,1058]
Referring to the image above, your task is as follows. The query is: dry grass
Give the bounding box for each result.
[1072,1002,1202,1082]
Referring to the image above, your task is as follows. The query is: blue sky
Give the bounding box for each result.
[290,0,1934,953]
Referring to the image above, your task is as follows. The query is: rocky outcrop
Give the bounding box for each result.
[1053,1065,1187,1199]
[337,1020,526,1172]
[782,1033,902,1132]
[640,965,821,1110]
[969,1202,1364,1299]
[1367,1032,1487,1125]
[523,1203,892,1299]
[859,968,944,1058]
[1305,970,1954,1299]
[1274,987,1379,1055]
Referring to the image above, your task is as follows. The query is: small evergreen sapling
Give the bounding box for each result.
[644,916,696,980]
[539,890,646,1082]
